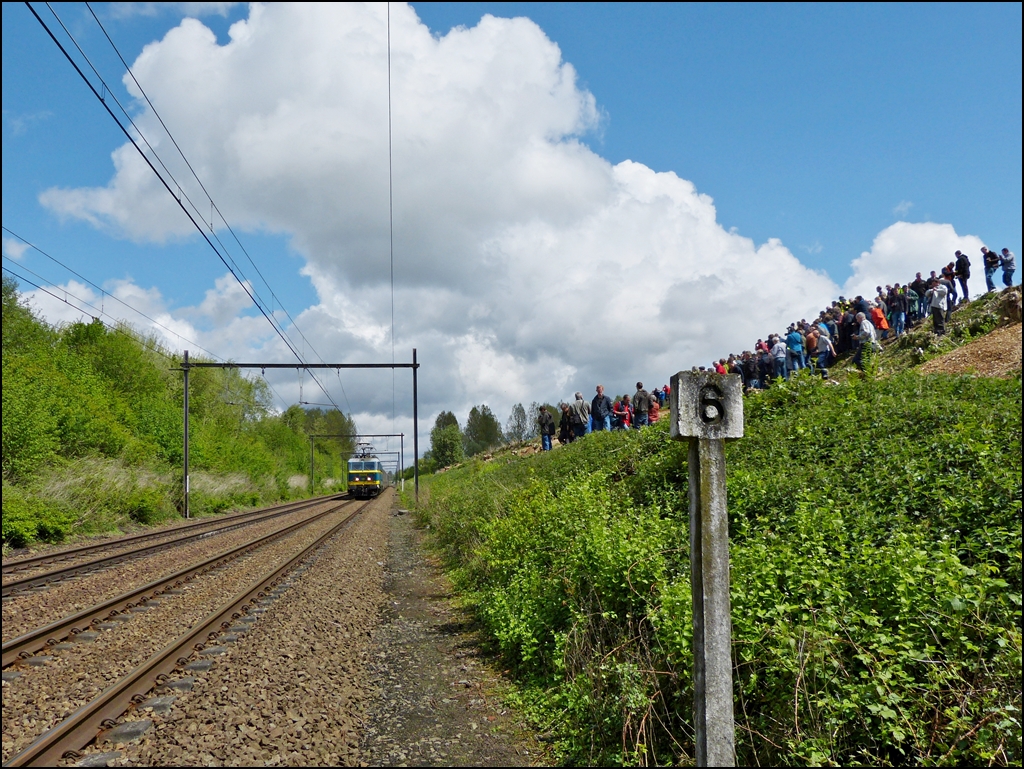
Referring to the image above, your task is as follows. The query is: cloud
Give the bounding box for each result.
[893,200,914,217]
[2,237,30,261]
[106,3,240,20]
[2,109,53,137]
[843,222,984,299]
[34,4,977,444]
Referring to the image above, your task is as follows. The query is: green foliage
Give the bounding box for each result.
[418,372,1022,766]
[463,404,504,456]
[430,423,464,469]
[433,410,459,431]
[2,280,356,547]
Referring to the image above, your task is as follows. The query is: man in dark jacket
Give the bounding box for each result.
[537,406,555,451]
[954,250,971,301]
[591,385,613,431]
[632,382,650,428]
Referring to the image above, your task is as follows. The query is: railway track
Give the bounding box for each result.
[2,495,371,766]
[1,494,344,598]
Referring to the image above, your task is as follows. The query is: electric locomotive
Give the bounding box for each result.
[347,452,384,498]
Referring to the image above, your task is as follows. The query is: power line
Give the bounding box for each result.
[81,2,353,418]
[28,2,346,416]
[388,2,397,448]
[2,256,295,412]
[2,225,224,362]
[2,262,175,361]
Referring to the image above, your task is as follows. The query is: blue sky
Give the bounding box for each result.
[2,2,1021,437]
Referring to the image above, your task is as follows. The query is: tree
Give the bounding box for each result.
[433,410,459,432]
[463,404,503,456]
[505,403,531,444]
[430,424,464,468]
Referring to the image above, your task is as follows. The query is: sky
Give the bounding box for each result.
[2,2,1021,455]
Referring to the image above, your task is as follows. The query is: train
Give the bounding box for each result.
[346,454,385,498]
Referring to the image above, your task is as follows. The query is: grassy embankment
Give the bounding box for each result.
[2,277,354,550]
[414,293,1022,765]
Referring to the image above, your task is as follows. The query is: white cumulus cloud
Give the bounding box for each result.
[33,4,988,442]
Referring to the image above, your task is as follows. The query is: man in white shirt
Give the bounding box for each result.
[925,279,949,335]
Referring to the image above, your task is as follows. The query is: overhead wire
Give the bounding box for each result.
[82,2,352,417]
[2,261,175,361]
[387,2,397,452]
[2,253,295,412]
[29,2,346,417]
[2,225,224,362]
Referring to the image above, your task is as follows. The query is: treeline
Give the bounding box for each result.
[418,401,557,474]
[418,371,1022,765]
[2,276,355,547]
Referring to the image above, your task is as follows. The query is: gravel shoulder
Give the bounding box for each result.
[361,505,547,767]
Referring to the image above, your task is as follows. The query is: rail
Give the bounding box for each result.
[3,497,371,767]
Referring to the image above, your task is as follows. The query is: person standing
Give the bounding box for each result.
[816,322,835,379]
[785,326,805,373]
[983,247,1001,292]
[538,406,555,451]
[591,385,613,432]
[925,279,949,335]
[558,403,574,444]
[570,392,590,440]
[954,250,971,301]
[632,382,650,428]
[853,312,877,370]
[770,335,788,381]
[1001,248,1016,287]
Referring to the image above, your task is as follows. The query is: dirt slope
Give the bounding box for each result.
[917,323,1022,378]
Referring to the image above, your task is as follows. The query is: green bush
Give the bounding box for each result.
[419,372,1022,765]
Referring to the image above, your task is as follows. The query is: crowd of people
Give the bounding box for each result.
[704,245,1017,388]
[535,382,670,449]
[534,245,1017,450]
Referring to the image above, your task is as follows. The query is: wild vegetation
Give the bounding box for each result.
[2,276,354,549]
[416,351,1022,763]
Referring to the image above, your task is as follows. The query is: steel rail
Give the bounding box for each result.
[2,493,344,575]
[3,495,375,767]
[1,495,346,597]
[1,499,355,667]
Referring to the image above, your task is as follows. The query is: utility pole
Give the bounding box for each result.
[183,350,190,519]
[412,347,419,503]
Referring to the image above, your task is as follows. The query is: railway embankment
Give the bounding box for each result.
[2,276,356,552]
[413,311,1022,765]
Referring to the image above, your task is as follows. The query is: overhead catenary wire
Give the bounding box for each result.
[29,2,347,418]
[2,225,224,362]
[2,256,296,413]
[82,2,352,417]
[2,262,175,361]
[388,2,397,451]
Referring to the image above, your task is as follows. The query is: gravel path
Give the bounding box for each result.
[360,506,545,766]
[66,492,391,767]
[2,501,341,642]
[1,502,355,763]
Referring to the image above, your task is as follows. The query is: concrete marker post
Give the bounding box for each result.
[670,370,744,767]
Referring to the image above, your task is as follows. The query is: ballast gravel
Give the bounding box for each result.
[68,491,391,767]
[1,501,343,642]
[1,502,354,763]
[0,505,291,586]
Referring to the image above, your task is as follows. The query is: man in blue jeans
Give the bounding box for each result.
[591,385,613,431]
[632,382,650,428]
[537,406,555,451]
